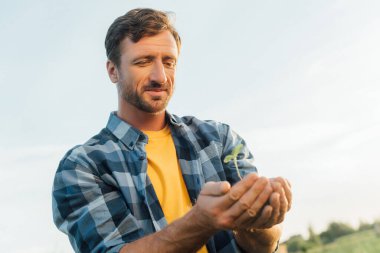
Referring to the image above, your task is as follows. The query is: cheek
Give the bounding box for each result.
[123,72,143,91]
[167,71,176,85]
[131,69,151,88]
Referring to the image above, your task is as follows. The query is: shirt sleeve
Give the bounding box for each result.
[52,152,143,253]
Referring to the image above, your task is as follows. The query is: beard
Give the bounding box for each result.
[119,81,173,114]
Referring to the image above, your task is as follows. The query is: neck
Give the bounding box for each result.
[117,101,167,131]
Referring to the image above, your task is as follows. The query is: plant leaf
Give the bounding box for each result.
[223,154,234,163]
[231,144,243,157]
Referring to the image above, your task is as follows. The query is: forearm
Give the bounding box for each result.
[234,225,282,253]
[120,207,216,253]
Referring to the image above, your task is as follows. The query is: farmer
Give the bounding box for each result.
[52,8,292,253]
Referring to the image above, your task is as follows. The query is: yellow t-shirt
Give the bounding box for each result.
[143,125,208,253]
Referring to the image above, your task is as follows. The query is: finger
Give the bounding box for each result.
[271,181,281,193]
[277,187,288,223]
[286,178,292,188]
[200,181,231,196]
[251,205,273,229]
[272,177,292,211]
[246,180,272,217]
[284,179,292,210]
[225,177,270,220]
[268,192,280,225]
[234,181,272,227]
[282,179,292,211]
[227,173,259,202]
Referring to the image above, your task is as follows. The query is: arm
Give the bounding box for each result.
[234,225,282,253]
[122,174,272,253]
[52,157,144,252]
[53,152,249,253]
[119,203,217,253]
[54,156,288,252]
[53,147,260,252]
[54,153,216,253]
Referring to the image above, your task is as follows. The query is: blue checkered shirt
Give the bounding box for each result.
[52,112,257,252]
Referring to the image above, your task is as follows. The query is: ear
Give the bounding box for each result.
[106,60,119,83]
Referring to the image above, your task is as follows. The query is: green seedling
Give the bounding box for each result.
[223,144,243,180]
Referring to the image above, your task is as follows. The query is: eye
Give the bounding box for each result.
[164,60,176,69]
[135,60,150,66]
[133,57,153,67]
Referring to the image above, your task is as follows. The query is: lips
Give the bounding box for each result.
[144,85,169,94]
[144,88,167,92]
[143,87,168,99]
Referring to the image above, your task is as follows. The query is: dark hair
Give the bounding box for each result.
[105,8,181,67]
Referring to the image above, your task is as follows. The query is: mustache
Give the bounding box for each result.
[144,81,169,91]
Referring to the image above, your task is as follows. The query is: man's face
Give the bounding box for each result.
[114,30,178,114]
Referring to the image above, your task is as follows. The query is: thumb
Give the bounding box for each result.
[201,181,231,196]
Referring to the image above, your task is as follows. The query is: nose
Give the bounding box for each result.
[150,61,167,84]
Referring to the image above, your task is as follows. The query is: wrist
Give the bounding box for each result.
[234,226,281,253]
[188,204,219,235]
[236,228,277,246]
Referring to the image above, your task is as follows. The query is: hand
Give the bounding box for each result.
[249,177,292,229]
[192,173,273,232]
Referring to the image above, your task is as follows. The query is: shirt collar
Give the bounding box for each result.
[106,111,184,149]
[165,111,184,127]
[106,112,145,150]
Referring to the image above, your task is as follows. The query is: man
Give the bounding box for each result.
[52,8,292,253]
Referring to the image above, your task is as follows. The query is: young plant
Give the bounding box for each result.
[223,143,243,180]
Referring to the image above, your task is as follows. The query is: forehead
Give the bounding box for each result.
[120,30,179,59]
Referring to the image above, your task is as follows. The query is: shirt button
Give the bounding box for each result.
[139,155,145,160]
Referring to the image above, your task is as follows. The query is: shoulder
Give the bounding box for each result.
[57,128,118,172]
[171,114,233,145]
[173,114,230,131]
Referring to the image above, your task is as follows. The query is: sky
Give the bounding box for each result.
[1,0,380,252]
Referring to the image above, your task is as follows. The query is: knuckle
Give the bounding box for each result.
[238,199,250,210]
[209,207,220,217]
[272,192,280,200]
[218,217,234,229]
[265,184,274,193]
[258,193,270,204]
[229,190,242,200]
[259,177,269,185]
[247,208,257,217]
[271,182,281,191]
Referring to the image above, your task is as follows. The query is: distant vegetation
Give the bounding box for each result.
[285,219,380,253]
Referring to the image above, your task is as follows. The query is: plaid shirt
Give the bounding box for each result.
[52,112,257,253]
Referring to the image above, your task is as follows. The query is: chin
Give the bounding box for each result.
[149,109,166,115]
[143,100,169,115]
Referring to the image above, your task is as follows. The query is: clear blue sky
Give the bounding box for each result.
[1,1,380,252]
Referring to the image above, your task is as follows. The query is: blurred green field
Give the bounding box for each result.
[307,230,380,253]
